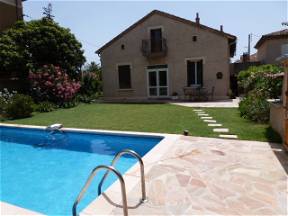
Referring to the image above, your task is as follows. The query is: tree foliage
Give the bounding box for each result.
[0,18,85,79]
[238,64,283,98]
[80,62,102,96]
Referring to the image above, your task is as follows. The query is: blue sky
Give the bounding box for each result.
[23,1,287,64]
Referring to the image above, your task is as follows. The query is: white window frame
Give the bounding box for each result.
[146,66,169,98]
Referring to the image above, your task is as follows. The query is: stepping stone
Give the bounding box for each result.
[193,109,203,112]
[204,120,217,123]
[219,134,238,139]
[213,128,229,133]
[201,116,213,119]
[208,123,222,127]
[198,113,209,116]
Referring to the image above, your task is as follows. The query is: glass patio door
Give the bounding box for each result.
[147,69,168,97]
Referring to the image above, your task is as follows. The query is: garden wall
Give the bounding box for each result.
[270,102,285,140]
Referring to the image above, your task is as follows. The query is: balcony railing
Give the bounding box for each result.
[141,38,167,58]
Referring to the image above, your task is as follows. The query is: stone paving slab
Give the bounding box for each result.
[219,134,238,139]
[1,202,43,215]
[83,136,287,215]
[201,116,213,119]
[213,128,229,133]
[204,119,217,123]
[197,113,209,116]
[208,124,223,127]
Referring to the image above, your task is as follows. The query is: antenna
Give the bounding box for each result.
[248,33,252,55]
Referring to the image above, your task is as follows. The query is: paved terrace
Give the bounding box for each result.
[172,98,240,108]
[83,136,287,215]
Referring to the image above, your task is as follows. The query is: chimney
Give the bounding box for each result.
[220,25,223,32]
[195,13,200,24]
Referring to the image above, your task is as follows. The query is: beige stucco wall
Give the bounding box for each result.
[270,103,285,140]
[100,14,231,100]
[257,38,288,64]
[0,0,23,32]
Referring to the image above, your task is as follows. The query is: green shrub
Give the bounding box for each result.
[239,91,270,123]
[35,101,55,112]
[238,64,283,98]
[5,94,34,119]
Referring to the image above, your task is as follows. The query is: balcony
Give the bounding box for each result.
[141,38,167,58]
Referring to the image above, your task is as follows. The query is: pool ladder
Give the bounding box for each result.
[72,149,147,216]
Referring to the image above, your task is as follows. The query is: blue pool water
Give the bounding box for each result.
[0,126,162,215]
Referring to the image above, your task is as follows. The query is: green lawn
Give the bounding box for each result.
[2,103,281,143]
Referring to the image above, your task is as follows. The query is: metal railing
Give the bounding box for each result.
[141,38,167,57]
[98,149,147,203]
[72,165,128,216]
[72,149,147,216]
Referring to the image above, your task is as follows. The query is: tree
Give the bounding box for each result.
[0,18,86,79]
[43,3,54,20]
[80,62,102,96]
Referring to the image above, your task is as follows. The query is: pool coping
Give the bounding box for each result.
[0,123,179,215]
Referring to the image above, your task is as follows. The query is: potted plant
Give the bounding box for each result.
[172,92,179,100]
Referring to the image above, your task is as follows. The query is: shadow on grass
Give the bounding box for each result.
[265,126,282,143]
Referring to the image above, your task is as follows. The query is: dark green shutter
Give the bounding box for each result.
[197,60,203,86]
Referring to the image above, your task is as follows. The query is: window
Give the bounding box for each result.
[187,60,203,86]
[121,44,125,50]
[150,28,162,52]
[192,36,197,42]
[118,65,131,89]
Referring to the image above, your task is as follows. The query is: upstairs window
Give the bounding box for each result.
[150,28,162,52]
[118,65,131,89]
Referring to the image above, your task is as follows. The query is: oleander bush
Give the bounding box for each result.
[238,64,283,123]
[238,64,283,98]
[29,64,81,105]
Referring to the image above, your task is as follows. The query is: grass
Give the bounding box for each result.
[3,103,281,143]
[202,108,282,143]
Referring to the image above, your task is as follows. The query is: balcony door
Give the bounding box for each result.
[147,66,168,97]
[150,28,162,52]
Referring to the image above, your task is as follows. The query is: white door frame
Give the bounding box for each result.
[146,68,169,98]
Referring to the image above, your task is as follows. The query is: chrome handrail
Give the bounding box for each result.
[98,149,147,203]
[72,165,128,216]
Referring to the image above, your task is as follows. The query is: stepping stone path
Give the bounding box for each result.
[193,109,238,139]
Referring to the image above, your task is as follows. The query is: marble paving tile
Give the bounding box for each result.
[84,136,287,215]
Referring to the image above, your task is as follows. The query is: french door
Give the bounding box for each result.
[147,68,168,97]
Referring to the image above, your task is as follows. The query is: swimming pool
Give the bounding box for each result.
[0,125,162,215]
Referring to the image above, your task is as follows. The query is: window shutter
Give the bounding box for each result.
[197,60,203,86]
[187,61,196,86]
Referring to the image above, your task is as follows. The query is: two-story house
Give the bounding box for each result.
[0,0,24,32]
[255,29,288,64]
[96,10,237,101]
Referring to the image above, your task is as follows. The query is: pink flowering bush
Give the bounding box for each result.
[29,64,81,104]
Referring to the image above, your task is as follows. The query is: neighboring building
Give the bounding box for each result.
[0,0,24,32]
[96,10,237,101]
[255,29,288,64]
